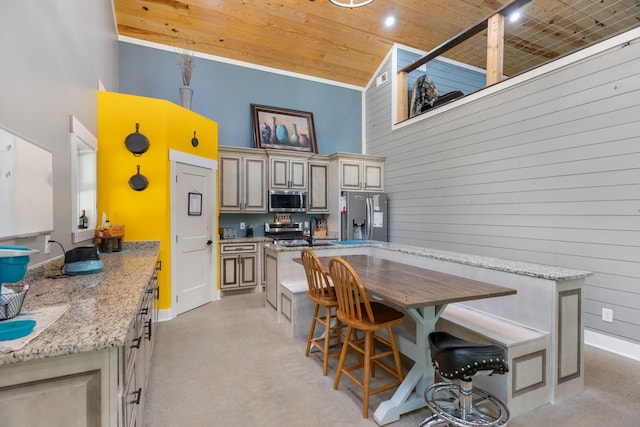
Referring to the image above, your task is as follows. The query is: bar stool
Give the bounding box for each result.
[420,331,510,427]
[329,257,404,418]
[301,248,343,376]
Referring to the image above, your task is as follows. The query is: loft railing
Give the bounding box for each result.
[397,0,640,122]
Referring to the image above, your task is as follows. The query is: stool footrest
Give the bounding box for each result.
[424,381,510,427]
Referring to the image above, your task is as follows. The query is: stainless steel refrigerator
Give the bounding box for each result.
[340,191,388,242]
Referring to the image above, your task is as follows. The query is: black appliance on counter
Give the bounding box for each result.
[64,246,104,275]
[264,222,310,247]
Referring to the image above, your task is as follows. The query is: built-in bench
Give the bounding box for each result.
[279,280,314,338]
[436,304,550,417]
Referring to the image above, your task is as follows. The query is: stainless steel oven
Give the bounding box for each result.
[269,190,307,213]
[264,222,308,246]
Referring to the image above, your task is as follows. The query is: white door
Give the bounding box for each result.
[175,161,214,315]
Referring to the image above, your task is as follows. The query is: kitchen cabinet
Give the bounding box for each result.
[220,242,258,290]
[307,160,330,213]
[330,153,385,192]
[219,147,267,212]
[121,261,159,427]
[268,153,308,190]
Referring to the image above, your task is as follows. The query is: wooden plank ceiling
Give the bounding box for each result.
[114,0,640,87]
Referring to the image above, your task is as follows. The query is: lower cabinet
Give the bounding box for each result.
[0,351,112,426]
[121,261,160,427]
[220,242,258,290]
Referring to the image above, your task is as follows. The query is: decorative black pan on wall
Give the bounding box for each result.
[129,165,148,191]
[125,123,149,156]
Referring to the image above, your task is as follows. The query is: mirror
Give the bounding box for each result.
[70,116,97,243]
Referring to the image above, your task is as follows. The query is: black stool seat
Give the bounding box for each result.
[429,332,509,380]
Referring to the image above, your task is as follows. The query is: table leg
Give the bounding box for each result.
[373,305,446,425]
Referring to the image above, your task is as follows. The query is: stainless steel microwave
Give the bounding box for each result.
[269,190,307,212]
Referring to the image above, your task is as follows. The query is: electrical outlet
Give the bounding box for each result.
[602,308,613,323]
[304,221,309,229]
[240,222,245,230]
[44,234,51,254]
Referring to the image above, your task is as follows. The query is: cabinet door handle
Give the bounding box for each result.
[145,319,152,341]
[129,388,142,405]
[131,337,142,349]
[206,239,213,245]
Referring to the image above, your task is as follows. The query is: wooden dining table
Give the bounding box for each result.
[311,254,517,425]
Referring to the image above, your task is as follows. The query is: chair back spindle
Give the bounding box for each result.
[301,248,334,300]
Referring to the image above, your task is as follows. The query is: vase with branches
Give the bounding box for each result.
[175,37,196,109]
[178,50,195,86]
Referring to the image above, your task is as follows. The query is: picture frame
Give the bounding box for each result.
[251,104,318,153]
[188,192,202,216]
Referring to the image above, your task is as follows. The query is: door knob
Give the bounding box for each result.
[206,240,213,246]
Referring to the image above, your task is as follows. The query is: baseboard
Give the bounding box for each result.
[157,290,220,322]
[158,308,172,322]
[584,330,640,362]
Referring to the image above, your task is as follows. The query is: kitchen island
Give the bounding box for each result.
[264,241,592,424]
[0,241,160,427]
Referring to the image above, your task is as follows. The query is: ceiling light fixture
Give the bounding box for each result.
[329,0,374,8]
[509,11,522,23]
[384,15,396,27]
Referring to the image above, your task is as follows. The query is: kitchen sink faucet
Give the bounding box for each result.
[305,216,318,247]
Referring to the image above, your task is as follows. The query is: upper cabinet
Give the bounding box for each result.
[219,147,267,213]
[267,151,310,190]
[0,127,54,240]
[217,147,384,215]
[329,153,385,192]
[307,158,330,213]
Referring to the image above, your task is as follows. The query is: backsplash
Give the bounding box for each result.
[218,213,326,238]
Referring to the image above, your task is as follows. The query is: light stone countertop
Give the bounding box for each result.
[0,241,160,365]
[264,241,592,281]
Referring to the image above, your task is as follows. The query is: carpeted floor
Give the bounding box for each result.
[142,292,640,426]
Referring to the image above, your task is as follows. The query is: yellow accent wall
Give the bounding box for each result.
[97,91,218,311]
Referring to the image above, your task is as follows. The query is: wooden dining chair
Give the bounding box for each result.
[301,248,343,376]
[328,257,405,418]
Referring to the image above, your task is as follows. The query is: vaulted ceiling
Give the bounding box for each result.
[114,0,640,87]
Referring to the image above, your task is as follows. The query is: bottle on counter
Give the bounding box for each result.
[79,210,88,229]
[247,225,253,237]
[102,220,112,236]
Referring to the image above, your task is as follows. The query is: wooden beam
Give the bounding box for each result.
[486,13,504,86]
[397,71,408,122]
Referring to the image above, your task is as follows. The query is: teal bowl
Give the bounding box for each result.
[0,245,30,283]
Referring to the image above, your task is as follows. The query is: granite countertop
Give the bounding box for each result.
[265,240,592,281]
[0,241,160,365]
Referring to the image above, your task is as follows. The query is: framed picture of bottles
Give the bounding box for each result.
[251,104,318,153]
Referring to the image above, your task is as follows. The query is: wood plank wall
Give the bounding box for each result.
[366,36,640,347]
